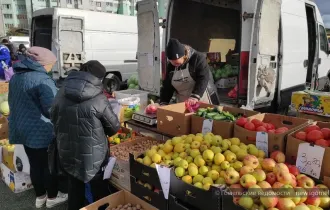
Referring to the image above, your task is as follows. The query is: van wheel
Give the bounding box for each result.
[103,74,121,93]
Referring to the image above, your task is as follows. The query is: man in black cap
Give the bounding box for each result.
[160,38,219,105]
[50,60,120,210]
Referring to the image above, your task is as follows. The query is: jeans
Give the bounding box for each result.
[67,170,109,210]
[24,146,67,198]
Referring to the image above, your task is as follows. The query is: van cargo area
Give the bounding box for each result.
[168,0,242,105]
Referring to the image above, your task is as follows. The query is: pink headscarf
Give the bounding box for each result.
[26,46,57,66]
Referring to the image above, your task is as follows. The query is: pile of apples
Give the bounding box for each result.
[236,118,289,134]
[295,125,330,147]
[137,133,330,210]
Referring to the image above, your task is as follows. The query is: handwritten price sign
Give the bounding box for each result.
[156,164,171,199]
[202,119,213,135]
[296,143,325,179]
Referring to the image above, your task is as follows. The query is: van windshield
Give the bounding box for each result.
[32,15,52,50]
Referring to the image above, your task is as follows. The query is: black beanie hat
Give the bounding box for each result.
[166,38,185,60]
[80,60,106,79]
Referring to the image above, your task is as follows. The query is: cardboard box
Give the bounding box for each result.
[234,113,309,153]
[191,104,258,139]
[297,112,330,122]
[286,122,330,186]
[81,190,157,210]
[0,163,32,193]
[0,116,9,139]
[291,91,330,117]
[157,103,194,136]
[2,144,30,173]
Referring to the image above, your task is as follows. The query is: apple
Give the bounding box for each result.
[297,176,315,188]
[224,167,240,185]
[316,184,329,189]
[276,198,296,210]
[270,151,286,163]
[288,165,300,177]
[273,163,289,175]
[292,205,310,210]
[295,187,308,204]
[240,174,257,188]
[261,158,276,172]
[239,165,254,176]
[243,155,259,169]
[307,205,322,210]
[260,191,279,208]
[272,182,284,188]
[319,196,330,209]
[290,174,297,187]
[306,188,321,207]
[276,171,293,185]
[251,169,266,182]
[248,184,262,198]
[279,184,294,198]
[238,195,254,209]
[258,181,272,189]
[266,172,277,185]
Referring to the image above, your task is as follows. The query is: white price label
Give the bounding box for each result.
[256,132,269,157]
[103,157,117,180]
[296,143,325,179]
[155,164,171,200]
[202,119,213,135]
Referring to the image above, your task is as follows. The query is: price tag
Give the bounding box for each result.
[202,119,213,135]
[256,132,268,157]
[155,164,171,199]
[296,143,325,179]
[103,157,117,180]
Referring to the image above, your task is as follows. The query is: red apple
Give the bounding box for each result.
[266,172,277,185]
[272,182,284,188]
[306,187,321,206]
[321,128,330,139]
[315,139,329,147]
[270,151,286,163]
[288,165,300,176]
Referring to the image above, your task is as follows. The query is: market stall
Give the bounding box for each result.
[99,95,330,210]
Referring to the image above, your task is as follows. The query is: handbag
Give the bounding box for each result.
[48,138,64,176]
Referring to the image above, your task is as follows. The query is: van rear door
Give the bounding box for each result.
[57,16,85,78]
[247,0,282,109]
[136,0,161,96]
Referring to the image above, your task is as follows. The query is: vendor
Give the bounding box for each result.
[160,38,219,105]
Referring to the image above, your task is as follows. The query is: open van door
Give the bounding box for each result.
[246,0,282,109]
[136,0,161,96]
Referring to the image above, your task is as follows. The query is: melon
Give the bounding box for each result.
[0,101,9,115]
[128,84,136,89]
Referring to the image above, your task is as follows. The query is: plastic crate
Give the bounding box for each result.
[114,89,149,107]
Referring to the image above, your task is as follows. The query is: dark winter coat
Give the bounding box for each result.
[160,46,219,105]
[8,58,58,148]
[50,71,120,183]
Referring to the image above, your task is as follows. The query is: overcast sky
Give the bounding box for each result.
[315,0,330,28]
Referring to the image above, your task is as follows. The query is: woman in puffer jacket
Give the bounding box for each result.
[51,60,120,210]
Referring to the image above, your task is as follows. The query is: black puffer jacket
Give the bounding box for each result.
[51,71,120,183]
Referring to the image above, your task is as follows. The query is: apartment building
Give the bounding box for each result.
[0,0,167,36]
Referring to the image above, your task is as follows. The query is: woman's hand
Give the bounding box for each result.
[186,97,199,106]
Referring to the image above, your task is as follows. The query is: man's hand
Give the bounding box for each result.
[186,97,199,106]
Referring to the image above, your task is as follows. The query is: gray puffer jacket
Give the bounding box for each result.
[51,71,120,183]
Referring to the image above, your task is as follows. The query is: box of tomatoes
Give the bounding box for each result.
[234,113,309,153]
[286,122,330,186]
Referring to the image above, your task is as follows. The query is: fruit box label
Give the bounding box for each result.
[291,91,330,117]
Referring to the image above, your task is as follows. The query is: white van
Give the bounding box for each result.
[31,8,138,92]
[136,0,330,112]
[1,36,30,49]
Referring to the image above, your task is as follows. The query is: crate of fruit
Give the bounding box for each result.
[109,137,157,191]
[286,122,330,185]
[191,104,258,139]
[129,138,169,210]
[108,127,140,146]
[234,113,309,153]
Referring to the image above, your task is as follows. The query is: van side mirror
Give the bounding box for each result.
[160,19,166,29]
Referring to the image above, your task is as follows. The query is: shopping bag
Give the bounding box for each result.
[4,67,14,81]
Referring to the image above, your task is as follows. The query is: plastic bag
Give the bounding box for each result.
[4,67,14,81]
[185,100,200,113]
